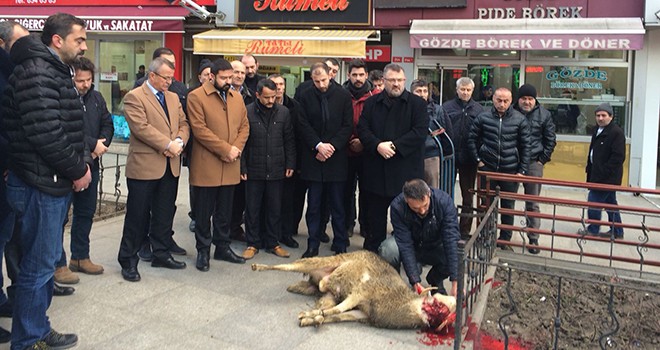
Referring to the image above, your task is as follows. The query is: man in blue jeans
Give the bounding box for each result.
[55,56,114,282]
[586,103,625,238]
[2,13,91,350]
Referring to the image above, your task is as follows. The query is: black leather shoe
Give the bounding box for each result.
[0,326,9,344]
[121,267,141,282]
[213,247,246,264]
[151,257,186,269]
[138,243,153,262]
[319,232,330,243]
[169,240,187,256]
[0,301,12,318]
[527,239,540,255]
[196,250,210,272]
[43,329,78,349]
[333,247,347,255]
[302,247,319,258]
[53,283,75,296]
[280,236,299,249]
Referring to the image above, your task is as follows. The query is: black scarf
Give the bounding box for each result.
[346,81,370,100]
[256,100,275,122]
[314,87,331,128]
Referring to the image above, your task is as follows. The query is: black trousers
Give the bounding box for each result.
[230,180,245,232]
[362,191,395,253]
[479,174,519,241]
[245,179,283,249]
[456,162,478,236]
[192,185,235,251]
[305,181,347,250]
[281,173,306,239]
[344,155,367,232]
[118,166,179,268]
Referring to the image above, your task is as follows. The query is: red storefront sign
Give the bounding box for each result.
[365,46,391,62]
[0,5,189,32]
[0,0,215,5]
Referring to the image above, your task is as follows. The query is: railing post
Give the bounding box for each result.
[454,239,466,350]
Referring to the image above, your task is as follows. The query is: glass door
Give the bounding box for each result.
[417,66,467,103]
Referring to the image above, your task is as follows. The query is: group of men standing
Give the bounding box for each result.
[0,10,629,349]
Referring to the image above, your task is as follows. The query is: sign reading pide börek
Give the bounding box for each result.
[238,0,372,26]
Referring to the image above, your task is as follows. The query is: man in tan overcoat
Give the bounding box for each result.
[187,58,250,271]
[118,57,190,282]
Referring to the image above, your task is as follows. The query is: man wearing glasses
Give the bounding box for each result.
[357,63,429,252]
[118,57,190,282]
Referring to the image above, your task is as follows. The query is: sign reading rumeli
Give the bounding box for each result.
[238,0,372,26]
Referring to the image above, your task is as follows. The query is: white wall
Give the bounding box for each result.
[391,30,416,84]
[630,28,660,188]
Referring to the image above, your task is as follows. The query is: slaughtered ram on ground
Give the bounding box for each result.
[251,250,456,330]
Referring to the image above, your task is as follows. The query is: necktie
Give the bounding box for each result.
[156,91,169,119]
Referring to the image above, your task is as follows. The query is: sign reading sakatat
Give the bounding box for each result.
[238,0,372,26]
[411,34,643,50]
[0,17,182,32]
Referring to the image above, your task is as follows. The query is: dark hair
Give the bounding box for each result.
[152,47,175,60]
[402,179,431,201]
[211,58,232,74]
[383,63,404,75]
[311,62,330,75]
[256,79,276,94]
[72,56,95,73]
[369,69,383,81]
[41,13,86,46]
[139,64,145,70]
[410,79,427,91]
[348,59,367,73]
[324,57,340,67]
[268,73,283,80]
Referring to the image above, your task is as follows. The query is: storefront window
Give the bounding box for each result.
[525,65,629,135]
[527,50,572,59]
[469,64,520,108]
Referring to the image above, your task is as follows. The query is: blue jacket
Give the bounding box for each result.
[390,188,460,285]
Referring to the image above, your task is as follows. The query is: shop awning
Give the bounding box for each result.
[410,18,645,51]
[0,6,189,33]
[193,29,375,58]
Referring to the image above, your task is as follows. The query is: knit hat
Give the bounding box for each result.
[198,59,213,74]
[518,84,537,99]
[595,102,613,116]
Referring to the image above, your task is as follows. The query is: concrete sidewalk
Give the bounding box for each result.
[1,167,659,349]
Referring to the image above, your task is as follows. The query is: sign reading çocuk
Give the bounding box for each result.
[238,0,372,26]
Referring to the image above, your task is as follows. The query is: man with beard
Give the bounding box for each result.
[468,88,531,251]
[118,57,190,280]
[240,79,295,260]
[297,62,352,258]
[186,58,250,271]
[241,54,266,93]
[270,74,303,249]
[442,77,484,238]
[357,63,428,253]
[513,84,556,254]
[342,59,379,238]
[2,13,90,349]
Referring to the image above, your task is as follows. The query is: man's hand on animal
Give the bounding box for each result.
[251,251,456,331]
[377,141,396,159]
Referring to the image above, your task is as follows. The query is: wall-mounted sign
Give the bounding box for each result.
[545,67,607,90]
[411,34,642,50]
[374,0,466,8]
[1,17,183,32]
[392,56,402,62]
[238,0,372,26]
[365,46,391,62]
[0,0,215,5]
[477,6,583,19]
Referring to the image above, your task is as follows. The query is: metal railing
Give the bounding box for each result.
[452,172,660,349]
[96,153,127,219]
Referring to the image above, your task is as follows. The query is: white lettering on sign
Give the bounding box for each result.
[110,20,153,32]
[478,6,583,19]
[365,48,383,61]
[412,36,636,51]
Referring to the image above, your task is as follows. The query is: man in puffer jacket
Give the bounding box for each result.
[513,84,556,254]
[443,77,483,237]
[1,13,90,350]
[468,87,531,250]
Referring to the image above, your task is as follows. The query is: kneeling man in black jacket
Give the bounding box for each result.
[379,179,459,296]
